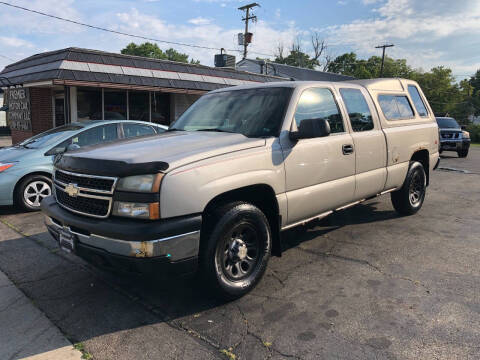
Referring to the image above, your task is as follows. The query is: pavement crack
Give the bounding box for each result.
[296,246,382,272]
[268,270,286,287]
[236,304,304,360]
[295,246,432,294]
[0,294,24,312]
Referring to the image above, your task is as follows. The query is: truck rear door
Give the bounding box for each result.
[335,84,388,200]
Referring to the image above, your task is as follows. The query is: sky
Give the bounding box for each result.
[0,0,479,80]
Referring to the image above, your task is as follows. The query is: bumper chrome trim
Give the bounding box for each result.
[45,216,200,261]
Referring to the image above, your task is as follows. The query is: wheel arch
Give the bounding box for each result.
[410,149,429,185]
[13,171,53,201]
[202,184,282,257]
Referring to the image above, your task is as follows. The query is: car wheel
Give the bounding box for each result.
[16,175,52,211]
[457,149,468,158]
[391,161,426,216]
[200,202,271,299]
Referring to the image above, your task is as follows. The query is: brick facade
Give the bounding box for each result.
[10,87,53,144]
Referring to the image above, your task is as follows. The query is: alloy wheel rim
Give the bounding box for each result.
[24,181,51,207]
[218,222,260,281]
[409,172,424,206]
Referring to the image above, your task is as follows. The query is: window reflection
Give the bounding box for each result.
[77,88,102,121]
[104,90,127,120]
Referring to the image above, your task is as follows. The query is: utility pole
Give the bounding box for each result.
[238,3,259,59]
[375,43,394,77]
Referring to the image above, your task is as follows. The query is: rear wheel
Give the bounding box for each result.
[16,175,52,211]
[457,149,468,158]
[391,161,426,216]
[200,202,271,299]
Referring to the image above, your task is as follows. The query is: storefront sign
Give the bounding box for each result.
[7,88,31,131]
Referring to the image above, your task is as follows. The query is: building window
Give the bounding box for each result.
[151,92,170,125]
[129,91,150,121]
[104,90,127,120]
[77,88,102,121]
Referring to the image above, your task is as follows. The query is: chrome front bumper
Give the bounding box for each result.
[45,215,200,261]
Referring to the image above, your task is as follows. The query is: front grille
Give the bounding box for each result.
[441,132,460,139]
[56,188,110,217]
[55,170,115,192]
[53,169,117,218]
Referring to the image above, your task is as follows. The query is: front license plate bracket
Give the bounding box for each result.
[59,229,75,253]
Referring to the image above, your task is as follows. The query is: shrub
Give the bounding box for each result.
[466,124,480,143]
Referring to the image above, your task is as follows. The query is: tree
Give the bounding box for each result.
[121,42,200,64]
[274,32,331,70]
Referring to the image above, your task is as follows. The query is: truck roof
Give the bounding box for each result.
[210,78,417,93]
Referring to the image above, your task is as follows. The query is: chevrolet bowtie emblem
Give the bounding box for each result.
[64,183,80,197]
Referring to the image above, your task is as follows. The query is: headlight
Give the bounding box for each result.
[462,131,470,139]
[0,163,15,173]
[112,202,160,219]
[116,174,163,192]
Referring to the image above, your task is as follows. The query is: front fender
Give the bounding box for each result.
[160,147,285,218]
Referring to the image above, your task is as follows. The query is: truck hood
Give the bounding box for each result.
[56,131,266,177]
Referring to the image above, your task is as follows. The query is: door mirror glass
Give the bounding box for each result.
[290,118,331,140]
[49,146,66,155]
[66,143,81,152]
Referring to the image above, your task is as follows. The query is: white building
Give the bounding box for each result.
[0,92,5,127]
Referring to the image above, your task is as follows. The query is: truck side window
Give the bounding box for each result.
[294,88,344,133]
[339,88,374,132]
[407,85,428,117]
[378,95,414,120]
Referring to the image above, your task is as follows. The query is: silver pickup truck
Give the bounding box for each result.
[42,79,440,298]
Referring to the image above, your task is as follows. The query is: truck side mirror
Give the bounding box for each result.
[289,118,331,141]
[461,125,466,130]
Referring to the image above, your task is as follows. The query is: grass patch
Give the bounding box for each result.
[220,348,236,360]
[74,343,93,360]
[471,143,480,147]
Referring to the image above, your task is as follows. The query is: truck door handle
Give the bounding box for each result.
[342,144,354,155]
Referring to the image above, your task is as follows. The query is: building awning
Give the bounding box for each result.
[0,47,283,91]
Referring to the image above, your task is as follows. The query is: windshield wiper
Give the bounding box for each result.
[195,128,234,133]
[165,128,185,132]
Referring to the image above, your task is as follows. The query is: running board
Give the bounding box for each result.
[281,188,397,231]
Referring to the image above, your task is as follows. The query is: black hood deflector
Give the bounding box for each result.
[55,155,169,177]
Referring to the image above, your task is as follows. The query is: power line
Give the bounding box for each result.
[0,1,274,57]
[0,53,16,62]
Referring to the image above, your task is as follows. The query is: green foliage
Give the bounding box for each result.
[121,42,200,64]
[466,124,480,143]
[274,50,319,69]
[327,52,480,123]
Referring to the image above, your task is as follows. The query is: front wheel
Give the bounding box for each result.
[457,149,468,158]
[200,202,271,299]
[391,161,426,216]
[16,175,52,211]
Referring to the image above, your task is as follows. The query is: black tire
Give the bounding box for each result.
[200,202,271,299]
[15,174,52,211]
[457,149,468,158]
[391,161,426,216]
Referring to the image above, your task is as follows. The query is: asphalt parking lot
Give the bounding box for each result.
[1,147,479,360]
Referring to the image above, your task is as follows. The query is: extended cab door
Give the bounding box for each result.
[281,86,356,226]
[335,85,387,199]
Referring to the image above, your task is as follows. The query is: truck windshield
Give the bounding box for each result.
[170,87,293,138]
[436,117,460,129]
